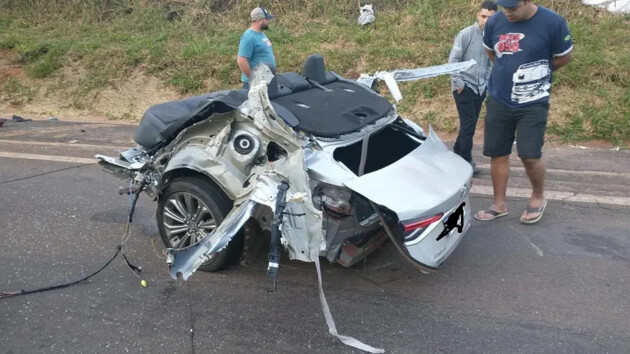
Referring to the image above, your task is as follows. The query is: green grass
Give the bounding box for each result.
[0,0,629,143]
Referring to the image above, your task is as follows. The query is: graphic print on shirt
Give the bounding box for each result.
[511,60,551,104]
[263,36,272,47]
[494,33,525,58]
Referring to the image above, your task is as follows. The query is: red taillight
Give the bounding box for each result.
[402,213,444,233]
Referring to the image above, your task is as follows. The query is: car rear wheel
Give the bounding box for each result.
[156,176,243,272]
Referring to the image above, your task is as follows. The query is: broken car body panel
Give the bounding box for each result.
[97,56,476,280]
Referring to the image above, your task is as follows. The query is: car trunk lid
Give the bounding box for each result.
[344,127,472,222]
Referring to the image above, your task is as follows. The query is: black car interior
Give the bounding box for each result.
[135,54,393,151]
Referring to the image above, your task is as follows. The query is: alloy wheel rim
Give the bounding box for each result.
[162,192,217,254]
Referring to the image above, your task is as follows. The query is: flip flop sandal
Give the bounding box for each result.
[520,200,547,224]
[474,208,508,221]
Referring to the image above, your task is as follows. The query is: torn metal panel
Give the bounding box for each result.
[168,147,325,279]
[167,200,257,280]
[356,59,477,102]
[238,65,301,153]
[160,112,247,199]
[304,148,356,186]
[164,146,247,199]
[243,148,325,264]
[388,59,477,82]
[265,149,325,262]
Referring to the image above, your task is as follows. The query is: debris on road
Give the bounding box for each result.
[47,116,59,121]
[12,115,32,122]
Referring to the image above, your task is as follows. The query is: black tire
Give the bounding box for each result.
[156,176,243,272]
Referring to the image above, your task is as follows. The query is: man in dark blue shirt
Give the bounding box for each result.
[474,0,572,224]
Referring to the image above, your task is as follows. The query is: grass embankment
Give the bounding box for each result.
[0,0,628,143]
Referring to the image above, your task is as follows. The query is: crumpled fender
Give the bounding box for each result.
[166,144,325,281]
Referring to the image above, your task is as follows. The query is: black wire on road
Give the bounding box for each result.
[0,163,95,185]
[1,176,145,300]
[0,246,122,299]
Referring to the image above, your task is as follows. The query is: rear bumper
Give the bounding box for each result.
[403,195,471,268]
[343,127,473,269]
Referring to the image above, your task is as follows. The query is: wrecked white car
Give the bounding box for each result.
[97,54,474,283]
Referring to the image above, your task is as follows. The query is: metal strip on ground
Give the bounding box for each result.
[314,257,385,353]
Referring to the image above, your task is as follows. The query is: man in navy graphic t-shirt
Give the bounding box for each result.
[474,0,572,224]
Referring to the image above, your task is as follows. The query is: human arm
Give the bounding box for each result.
[551,17,573,71]
[485,48,495,64]
[552,52,571,71]
[448,30,467,93]
[237,34,254,79]
[482,17,496,64]
[237,56,251,78]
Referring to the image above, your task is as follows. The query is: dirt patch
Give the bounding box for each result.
[90,71,181,120]
[0,67,25,84]
[0,52,183,122]
[321,38,348,51]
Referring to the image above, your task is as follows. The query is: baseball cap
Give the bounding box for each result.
[496,0,521,8]
[250,7,274,21]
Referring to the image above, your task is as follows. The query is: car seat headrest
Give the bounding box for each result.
[302,54,333,84]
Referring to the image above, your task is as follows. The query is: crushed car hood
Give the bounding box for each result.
[344,127,472,221]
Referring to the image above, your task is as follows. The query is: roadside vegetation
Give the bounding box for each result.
[0,0,628,144]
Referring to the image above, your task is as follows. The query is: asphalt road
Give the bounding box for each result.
[1,119,629,353]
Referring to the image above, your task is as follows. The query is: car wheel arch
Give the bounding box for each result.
[161,168,233,200]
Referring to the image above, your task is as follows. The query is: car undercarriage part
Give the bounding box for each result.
[268,180,289,291]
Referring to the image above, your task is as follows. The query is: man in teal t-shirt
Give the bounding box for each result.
[237,7,277,89]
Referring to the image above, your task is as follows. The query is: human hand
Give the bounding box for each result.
[457,87,464,94]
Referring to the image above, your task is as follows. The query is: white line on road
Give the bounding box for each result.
[2,151,629,207]
[0,139,131,151]
[509,225,544,257]
[470,184,630,207]
[476,164,630,179]
[0,152,97,164]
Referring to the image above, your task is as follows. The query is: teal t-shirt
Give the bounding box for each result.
[238,29,276,83]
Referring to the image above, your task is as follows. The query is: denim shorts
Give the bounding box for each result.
[483,96,550,159]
